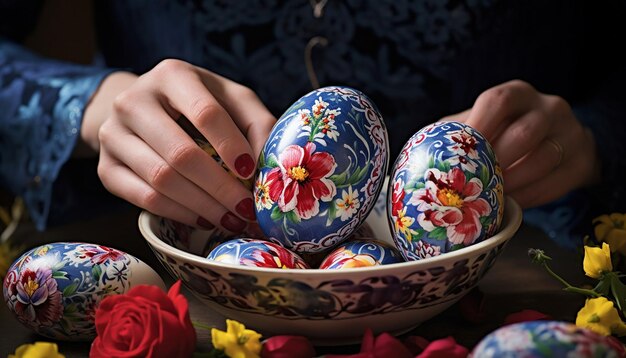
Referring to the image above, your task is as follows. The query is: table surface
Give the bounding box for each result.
[0,207,592,357]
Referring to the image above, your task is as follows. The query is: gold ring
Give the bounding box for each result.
[546,138,564,168]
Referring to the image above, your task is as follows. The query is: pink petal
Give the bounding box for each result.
[280,145,305,170]
[461,178,482,199]
[448,168,467,193]
[464,198,491,217]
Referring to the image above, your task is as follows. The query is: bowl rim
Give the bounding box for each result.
[139,197,522,275]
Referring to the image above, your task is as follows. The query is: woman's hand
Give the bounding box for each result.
[84,59,276,233]
[442,80,601,208]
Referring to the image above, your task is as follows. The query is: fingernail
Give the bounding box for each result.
[196,216,215,230]
[221,212,246,233]
[235,198,256,221]
[234,153,255,178]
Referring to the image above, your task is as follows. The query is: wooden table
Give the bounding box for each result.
[0,207,589,356]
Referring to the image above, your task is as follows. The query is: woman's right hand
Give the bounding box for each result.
[87,59,276,233]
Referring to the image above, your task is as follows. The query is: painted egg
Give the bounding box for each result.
[254,86,389,254]
[471,321,626,357]
[299,221,376,268]
[206,238,310,269]
[388,121,504,261]
[319,239,403,269]
[2,242,164,341]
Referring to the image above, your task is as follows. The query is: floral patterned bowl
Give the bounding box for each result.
[139,197,522,344]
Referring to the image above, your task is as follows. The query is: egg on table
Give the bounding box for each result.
[319,239,403,269]
[206,238,310,269]
[254,86,389,254]
[388,121,504,261]
[2,242,164,341]
[471,320,626,357]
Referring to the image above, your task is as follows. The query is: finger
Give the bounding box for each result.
[465,80,539,141]
[197,69,277,159]
[104,130,247,233]
[98,151,201,228]
[152,60,256,179]
[502,137,564,192]
[507,160,579,208]
[114,96,256,224]
[490,110,552,168]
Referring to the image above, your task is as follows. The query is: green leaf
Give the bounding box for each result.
[593,277,611,296]
[63,282,78,297]
[285,210,300,223]
[437,160,451,172]
[450,244,465,251]
[330,171,349,186]
[479,216,493,227]
[52,271,68,280]
[92,265,102,282]
[346,165,369,186]
[64,303,78,314]
[266,154,279,168]
[609,273,626,315]
[480,165,490,189]
[429,227,448,240]
[270,206,284,221]
[258,148,266,168]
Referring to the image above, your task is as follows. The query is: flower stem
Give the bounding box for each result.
[193,321,214,331]
[542,263,599,297]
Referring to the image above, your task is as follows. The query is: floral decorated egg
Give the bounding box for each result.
[388,121,503,261]
[3,242,164,341]
[319,239,403,269]
[471,321,626,357]
[206,238,310,269]
[254,86,389,253]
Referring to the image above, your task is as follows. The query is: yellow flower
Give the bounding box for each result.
[594,213,626,255]
[583,243,613,279]
[576,297,626,336]
[211,319,262,358]
[8,342,64,358]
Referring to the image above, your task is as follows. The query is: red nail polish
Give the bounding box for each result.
[234,153,255,178]
[196,216,215,230]
[235,198,256,221]
[221,212,246,233]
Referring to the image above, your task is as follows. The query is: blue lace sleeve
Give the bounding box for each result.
[0,39,114,230]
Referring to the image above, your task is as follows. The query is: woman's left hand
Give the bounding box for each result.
[441,79,601,208]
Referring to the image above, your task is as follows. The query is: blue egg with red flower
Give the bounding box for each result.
[254,86,389,254]
[388,121,504,261]
[319,239,403,269]
[2,242,164,341]
[206,238,310,269]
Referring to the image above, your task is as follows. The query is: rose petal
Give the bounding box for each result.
[504,309,551,325]
[415,337,468,358]
[261,335,316,358]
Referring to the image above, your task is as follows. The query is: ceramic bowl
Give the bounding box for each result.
[139,197,522,344]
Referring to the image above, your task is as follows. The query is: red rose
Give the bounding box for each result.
[90,281,196,358]
[261,335,316,358]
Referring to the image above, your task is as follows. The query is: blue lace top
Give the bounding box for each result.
[1,0,626,246]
